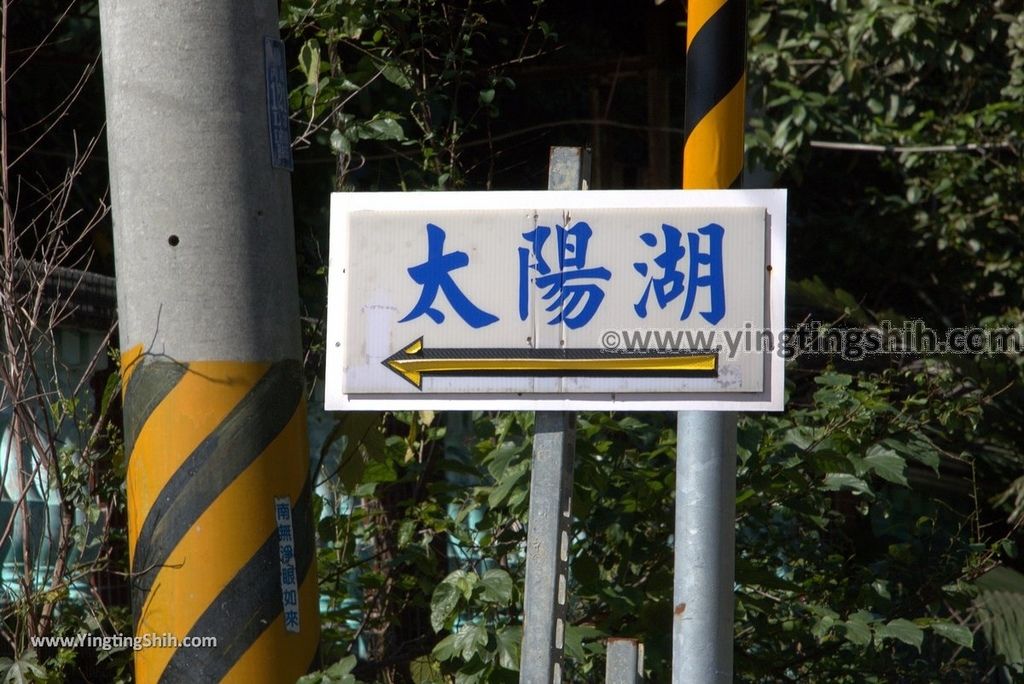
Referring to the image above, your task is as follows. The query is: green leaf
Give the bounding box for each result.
[563,623,602,661]
[478,568,514,604]
[811,608,839,640]
[478,88,495,105]
[100,370,120,416]
[484,442,521,480]
[453,623,489,661]
[735,487,756,506]
[488,460,529,508]
[495,625,522,670]
[823,472,873,496]
[319,412,385,490]
[398,519,416,548]
[432,633,458,661]
[842,611,874,646]
[0,651,46,684]
[881,437,939,473]
[454,664,487,684]
[363,457,397,484]
[876,618,924,651]
[382,63,413,89]
[809,450,853,474]
[299,39,321,88]
[975,587,1024,666]
[783,425,819,450]
[931,621,974,649]
[864,446,908,486]
[444,569,479,599]
[363,117,405,141]
[327,656,357,677]
[815,371,853,387]
[430,582,460,632]
[891,13,915,39]
[410,655,444,684]
[330,129,351,156]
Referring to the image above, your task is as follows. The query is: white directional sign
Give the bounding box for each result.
[325,189,786,411]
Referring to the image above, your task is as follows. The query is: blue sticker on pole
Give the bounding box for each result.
[264,37,294,171]
[274,496,301,633]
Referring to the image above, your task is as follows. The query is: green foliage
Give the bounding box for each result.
[298,655,361,684]
[8,0,1020,681]
[0,650,46,684]
[747,0,1024,320]
[726,359,1007,681]
[282,0,553,190]
[309,374,1016,680]
[291,0,1024,681]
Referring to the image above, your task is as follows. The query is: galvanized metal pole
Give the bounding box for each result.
[520,146,590,684]
[99,2,319,681]
[674,0,747,682]
[606,638,645,684]
[673,412,737,682]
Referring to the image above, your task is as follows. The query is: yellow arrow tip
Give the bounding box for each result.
[385,359,422,389]
[382,337,425,389]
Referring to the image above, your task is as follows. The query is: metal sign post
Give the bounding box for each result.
[606,638,645,683]
[674,0,748,682]
[519,146,589,684]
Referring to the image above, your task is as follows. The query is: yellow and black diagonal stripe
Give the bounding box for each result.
[683,0,747,190]
[121,346,319,683]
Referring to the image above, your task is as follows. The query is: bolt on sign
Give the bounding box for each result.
[325,190,786,411]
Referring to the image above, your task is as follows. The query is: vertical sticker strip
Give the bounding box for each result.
[264,36,294,171]
[275,496,301,633]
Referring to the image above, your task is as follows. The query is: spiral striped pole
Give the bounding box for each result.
[682,0,746,189]
[674,0,746,682]
[99,1,320,681]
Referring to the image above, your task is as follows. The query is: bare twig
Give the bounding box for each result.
[810,139,1019,154]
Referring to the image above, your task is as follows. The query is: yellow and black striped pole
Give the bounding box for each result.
[682,0,746,189]
[118,354,319,681]
[99,1,320,681]
[673,0,745,682]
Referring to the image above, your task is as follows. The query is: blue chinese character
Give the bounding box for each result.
[633,224,685,318]
[279,542,295,564]
[518,221,611,329]
[634,222,726,324]
[400,223,499,329]
[277,524,292,542]
[681,223,726,324]
[284,610,300,629]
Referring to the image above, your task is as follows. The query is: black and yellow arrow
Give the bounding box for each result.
[382,337,719,390]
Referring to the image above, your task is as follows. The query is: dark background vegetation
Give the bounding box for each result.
[3,0,1024,682]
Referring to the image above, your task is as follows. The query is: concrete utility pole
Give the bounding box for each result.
[99,2,319,681]
[674,0,746,682]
